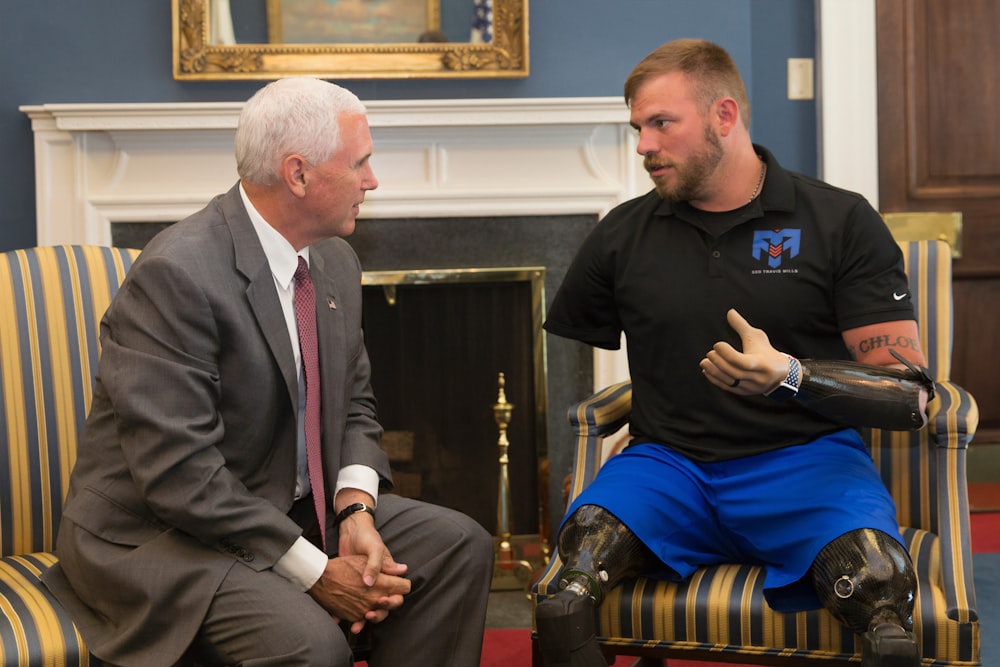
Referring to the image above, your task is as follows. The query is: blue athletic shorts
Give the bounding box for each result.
[562,428,904,612]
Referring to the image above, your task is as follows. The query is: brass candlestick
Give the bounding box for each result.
[493,372,514,562]
[491,372,533,592]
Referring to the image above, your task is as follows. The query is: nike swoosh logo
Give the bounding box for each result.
[893,292,907,301]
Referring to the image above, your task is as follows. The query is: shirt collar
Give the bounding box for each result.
[239,182,309,289]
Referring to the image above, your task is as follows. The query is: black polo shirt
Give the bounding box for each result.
[544,146,915,461]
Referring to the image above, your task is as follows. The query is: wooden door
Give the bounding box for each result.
[877,0,1000,447]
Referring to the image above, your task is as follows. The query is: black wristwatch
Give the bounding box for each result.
[334,502,375,526]
[765,355,801,402]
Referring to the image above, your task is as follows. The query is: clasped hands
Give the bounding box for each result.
[700,308,789,395]
[307,508,410,635]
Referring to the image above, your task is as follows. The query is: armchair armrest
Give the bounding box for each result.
[929,380,979,449]
[928,380,979,623]
[565,382,632,504]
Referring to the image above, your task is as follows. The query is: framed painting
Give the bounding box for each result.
[266,0,441,44]
[173,0,529,80]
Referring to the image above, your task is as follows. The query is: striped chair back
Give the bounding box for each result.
[870,240,965,532]
[867,240,979,647]
[0,246,139,557]
[901,238,951,380]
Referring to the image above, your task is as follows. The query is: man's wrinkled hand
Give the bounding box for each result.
[307,554,411,634]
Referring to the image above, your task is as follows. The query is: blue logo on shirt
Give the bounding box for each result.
[753,229,801,268]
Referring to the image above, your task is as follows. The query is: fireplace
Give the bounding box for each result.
[22,98,640,544]
[352,215,598,538]
[362,267,545,536]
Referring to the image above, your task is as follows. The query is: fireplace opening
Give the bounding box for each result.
[362,268,546,536]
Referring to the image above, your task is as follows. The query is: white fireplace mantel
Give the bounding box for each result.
[20,97,642,386]
[20,97,643,246]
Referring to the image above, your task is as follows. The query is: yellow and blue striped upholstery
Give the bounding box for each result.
[533,240,981,666]
[1,246,138,667]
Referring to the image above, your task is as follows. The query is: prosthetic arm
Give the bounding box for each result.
[767,350,935,431]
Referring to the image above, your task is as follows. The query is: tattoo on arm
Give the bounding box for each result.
[851,334,922,361]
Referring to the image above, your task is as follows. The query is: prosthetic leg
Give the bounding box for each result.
[811,528,920,667]
[536,505,657,667]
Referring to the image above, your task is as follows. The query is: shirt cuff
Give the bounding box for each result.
[335,464,380,507]
[273,536,328,592]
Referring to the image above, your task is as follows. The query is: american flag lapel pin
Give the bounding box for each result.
[327,296,337,310]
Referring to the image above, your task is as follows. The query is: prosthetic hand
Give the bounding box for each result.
[536,505,656,667]
[703,310,935,431]
[812,528,920,666]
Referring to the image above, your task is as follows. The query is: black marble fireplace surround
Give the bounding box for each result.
[113,214,598,544]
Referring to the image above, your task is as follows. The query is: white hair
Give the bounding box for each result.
[235,77,367,186]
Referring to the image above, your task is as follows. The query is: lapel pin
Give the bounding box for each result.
[327,297,337,310]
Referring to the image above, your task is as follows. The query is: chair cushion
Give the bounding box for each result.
[535,527,979,664]
[0,552,98,666]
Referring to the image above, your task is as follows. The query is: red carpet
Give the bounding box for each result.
[477,629,762,666]
[479,628,535,666]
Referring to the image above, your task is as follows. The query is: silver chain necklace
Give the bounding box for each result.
[748,157,766,204]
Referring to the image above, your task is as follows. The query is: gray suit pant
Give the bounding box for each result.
[192,494,494,667]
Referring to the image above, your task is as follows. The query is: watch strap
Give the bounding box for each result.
[765,355,801,401]
[334,502,375,526]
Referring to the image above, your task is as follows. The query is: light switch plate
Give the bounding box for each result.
[787,58,814,100]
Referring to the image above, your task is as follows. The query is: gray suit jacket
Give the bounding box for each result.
[44,184,393,665]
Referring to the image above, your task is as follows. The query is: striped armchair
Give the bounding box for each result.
[0,246,139,666]
[532,240,980,666]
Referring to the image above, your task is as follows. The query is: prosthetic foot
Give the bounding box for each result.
[861,623,920,667]
[536,505,656,667]
[811,528,920,667]
[535,583,609,667]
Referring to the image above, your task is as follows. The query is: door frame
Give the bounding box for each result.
[818,0,879,207]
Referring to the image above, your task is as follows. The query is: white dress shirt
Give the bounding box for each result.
[239,184,379,590]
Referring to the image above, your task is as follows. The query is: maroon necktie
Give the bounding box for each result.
[293,256,326,545]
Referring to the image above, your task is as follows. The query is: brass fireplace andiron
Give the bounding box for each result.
[491,372,534,592]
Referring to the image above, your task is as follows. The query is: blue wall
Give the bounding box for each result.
[0,0,815,251]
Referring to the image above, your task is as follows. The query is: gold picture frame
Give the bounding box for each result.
[173,0,528,80]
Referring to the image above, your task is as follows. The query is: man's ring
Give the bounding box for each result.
[730,378,740,387]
